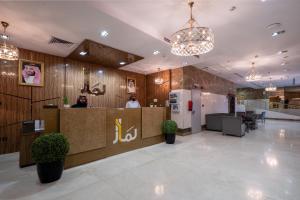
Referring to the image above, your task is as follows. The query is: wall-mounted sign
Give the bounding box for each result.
[113,118,137,144]
[81,67,106,96]
[19,59,44,87]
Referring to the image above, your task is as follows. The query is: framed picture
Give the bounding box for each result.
[19,59,44,87]
[127,77,136,93]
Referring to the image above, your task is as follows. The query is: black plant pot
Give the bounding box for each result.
[165,134,176,144]
[37,160,64,184]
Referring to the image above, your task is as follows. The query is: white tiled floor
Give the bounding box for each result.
[1,120,300,200]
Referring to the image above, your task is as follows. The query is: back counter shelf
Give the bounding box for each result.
[41,107,168,168]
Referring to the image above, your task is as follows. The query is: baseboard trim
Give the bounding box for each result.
[177,128,192,136]
[266,118,300,122]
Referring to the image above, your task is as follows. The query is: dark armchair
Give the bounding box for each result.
[222,116,246,137]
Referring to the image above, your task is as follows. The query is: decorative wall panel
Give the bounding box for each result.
[0,49,146,154]
[146,70,171,106]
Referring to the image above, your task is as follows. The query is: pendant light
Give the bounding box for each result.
[0,21,19,61]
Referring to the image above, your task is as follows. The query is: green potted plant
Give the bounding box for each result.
[63,96,70,108]
[162,120,177,144]
[32,133,69,183]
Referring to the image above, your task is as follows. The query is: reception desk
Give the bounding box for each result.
[42,107,167,168]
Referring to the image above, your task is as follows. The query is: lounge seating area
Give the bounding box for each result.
[205,111,264,137]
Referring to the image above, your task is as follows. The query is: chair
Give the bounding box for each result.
[244,114,258,131]
[256,111,266,124]
[222,116,246,137]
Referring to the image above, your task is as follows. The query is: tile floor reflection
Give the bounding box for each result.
[0,120,300,200]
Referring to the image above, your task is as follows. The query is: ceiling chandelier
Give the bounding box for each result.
[265,77,277,92]
[0,21,19,61]
[170,0,214,56]
[154,68,164,85]
[245,62,261,82]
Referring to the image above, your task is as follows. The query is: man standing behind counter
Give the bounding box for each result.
[71,95,88,108]
[126,94,141,108]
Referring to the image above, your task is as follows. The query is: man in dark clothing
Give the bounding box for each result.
[71,95,88,108]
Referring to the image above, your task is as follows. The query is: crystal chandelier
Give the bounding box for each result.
[0,21,19,61]
[170,1,214,56]
[245,62,261,82]
[265,78,277,92]
[154,68,164,85]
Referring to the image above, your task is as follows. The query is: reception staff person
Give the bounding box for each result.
[126,94,141,108]
[71,95,88,108]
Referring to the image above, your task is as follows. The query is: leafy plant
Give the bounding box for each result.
[63,96,69,105]
[32,133,69,164]
[162,120,177,134]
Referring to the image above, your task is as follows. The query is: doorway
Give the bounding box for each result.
[191,89,202,133]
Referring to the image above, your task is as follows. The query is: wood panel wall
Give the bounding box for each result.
[146,70,171,106]
[181,66,236,95]
[65,59,145,108]
[0,49,146,154]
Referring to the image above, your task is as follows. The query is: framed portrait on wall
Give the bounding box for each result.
[127,77,136,93]
[19,59,44,87]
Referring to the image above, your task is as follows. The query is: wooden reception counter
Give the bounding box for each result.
[42,107,167,168]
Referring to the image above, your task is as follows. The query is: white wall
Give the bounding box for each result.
[201,93,228,125]
[171,89,192,129]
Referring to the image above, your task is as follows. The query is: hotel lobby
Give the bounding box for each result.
[0,0,300,200]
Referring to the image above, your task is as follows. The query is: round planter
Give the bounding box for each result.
[37,160,64,183]
[165,134,176,144]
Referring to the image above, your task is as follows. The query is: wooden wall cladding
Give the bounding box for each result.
[146,70,171,106]
[0,49,146,154]
[67,39,143,69]
[182,66,236,95]
[0,49,64,154]
[65,59,146,108]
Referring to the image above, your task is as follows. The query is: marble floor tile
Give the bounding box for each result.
[0,120,299,200]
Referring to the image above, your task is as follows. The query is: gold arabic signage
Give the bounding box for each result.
[113,118,137,144]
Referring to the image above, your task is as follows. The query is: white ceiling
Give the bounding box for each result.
[1,0,300,88]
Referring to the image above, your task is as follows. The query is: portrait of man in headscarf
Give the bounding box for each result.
[19,60,44,86]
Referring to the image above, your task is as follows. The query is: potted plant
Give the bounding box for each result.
[63,96,70,108]
[162,120,177,144]
[32,133,69,183]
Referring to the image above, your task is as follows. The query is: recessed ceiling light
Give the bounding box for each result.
[98,70,103,74]
[153,50,160,55]
[120,61,126,65]
[278,50,288,54]
[281,62,287,66]
[100,30,109,37]
[272,30,285,37]
[0,34,9,40]
[229,6,237,11]
[79,51,88,56]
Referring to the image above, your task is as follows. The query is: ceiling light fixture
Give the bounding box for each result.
[278,50,288,54]
[170,0,214,56]
[246,62,261,82]
[153,50,160,55]
[79,51,88,56]
[154,68,164,85]
[265,79,277,92]
[0,21,19,61]
[119,61,126,65]
[281,62,287,66]
[272,30,285,37]
[100,30,109,37]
